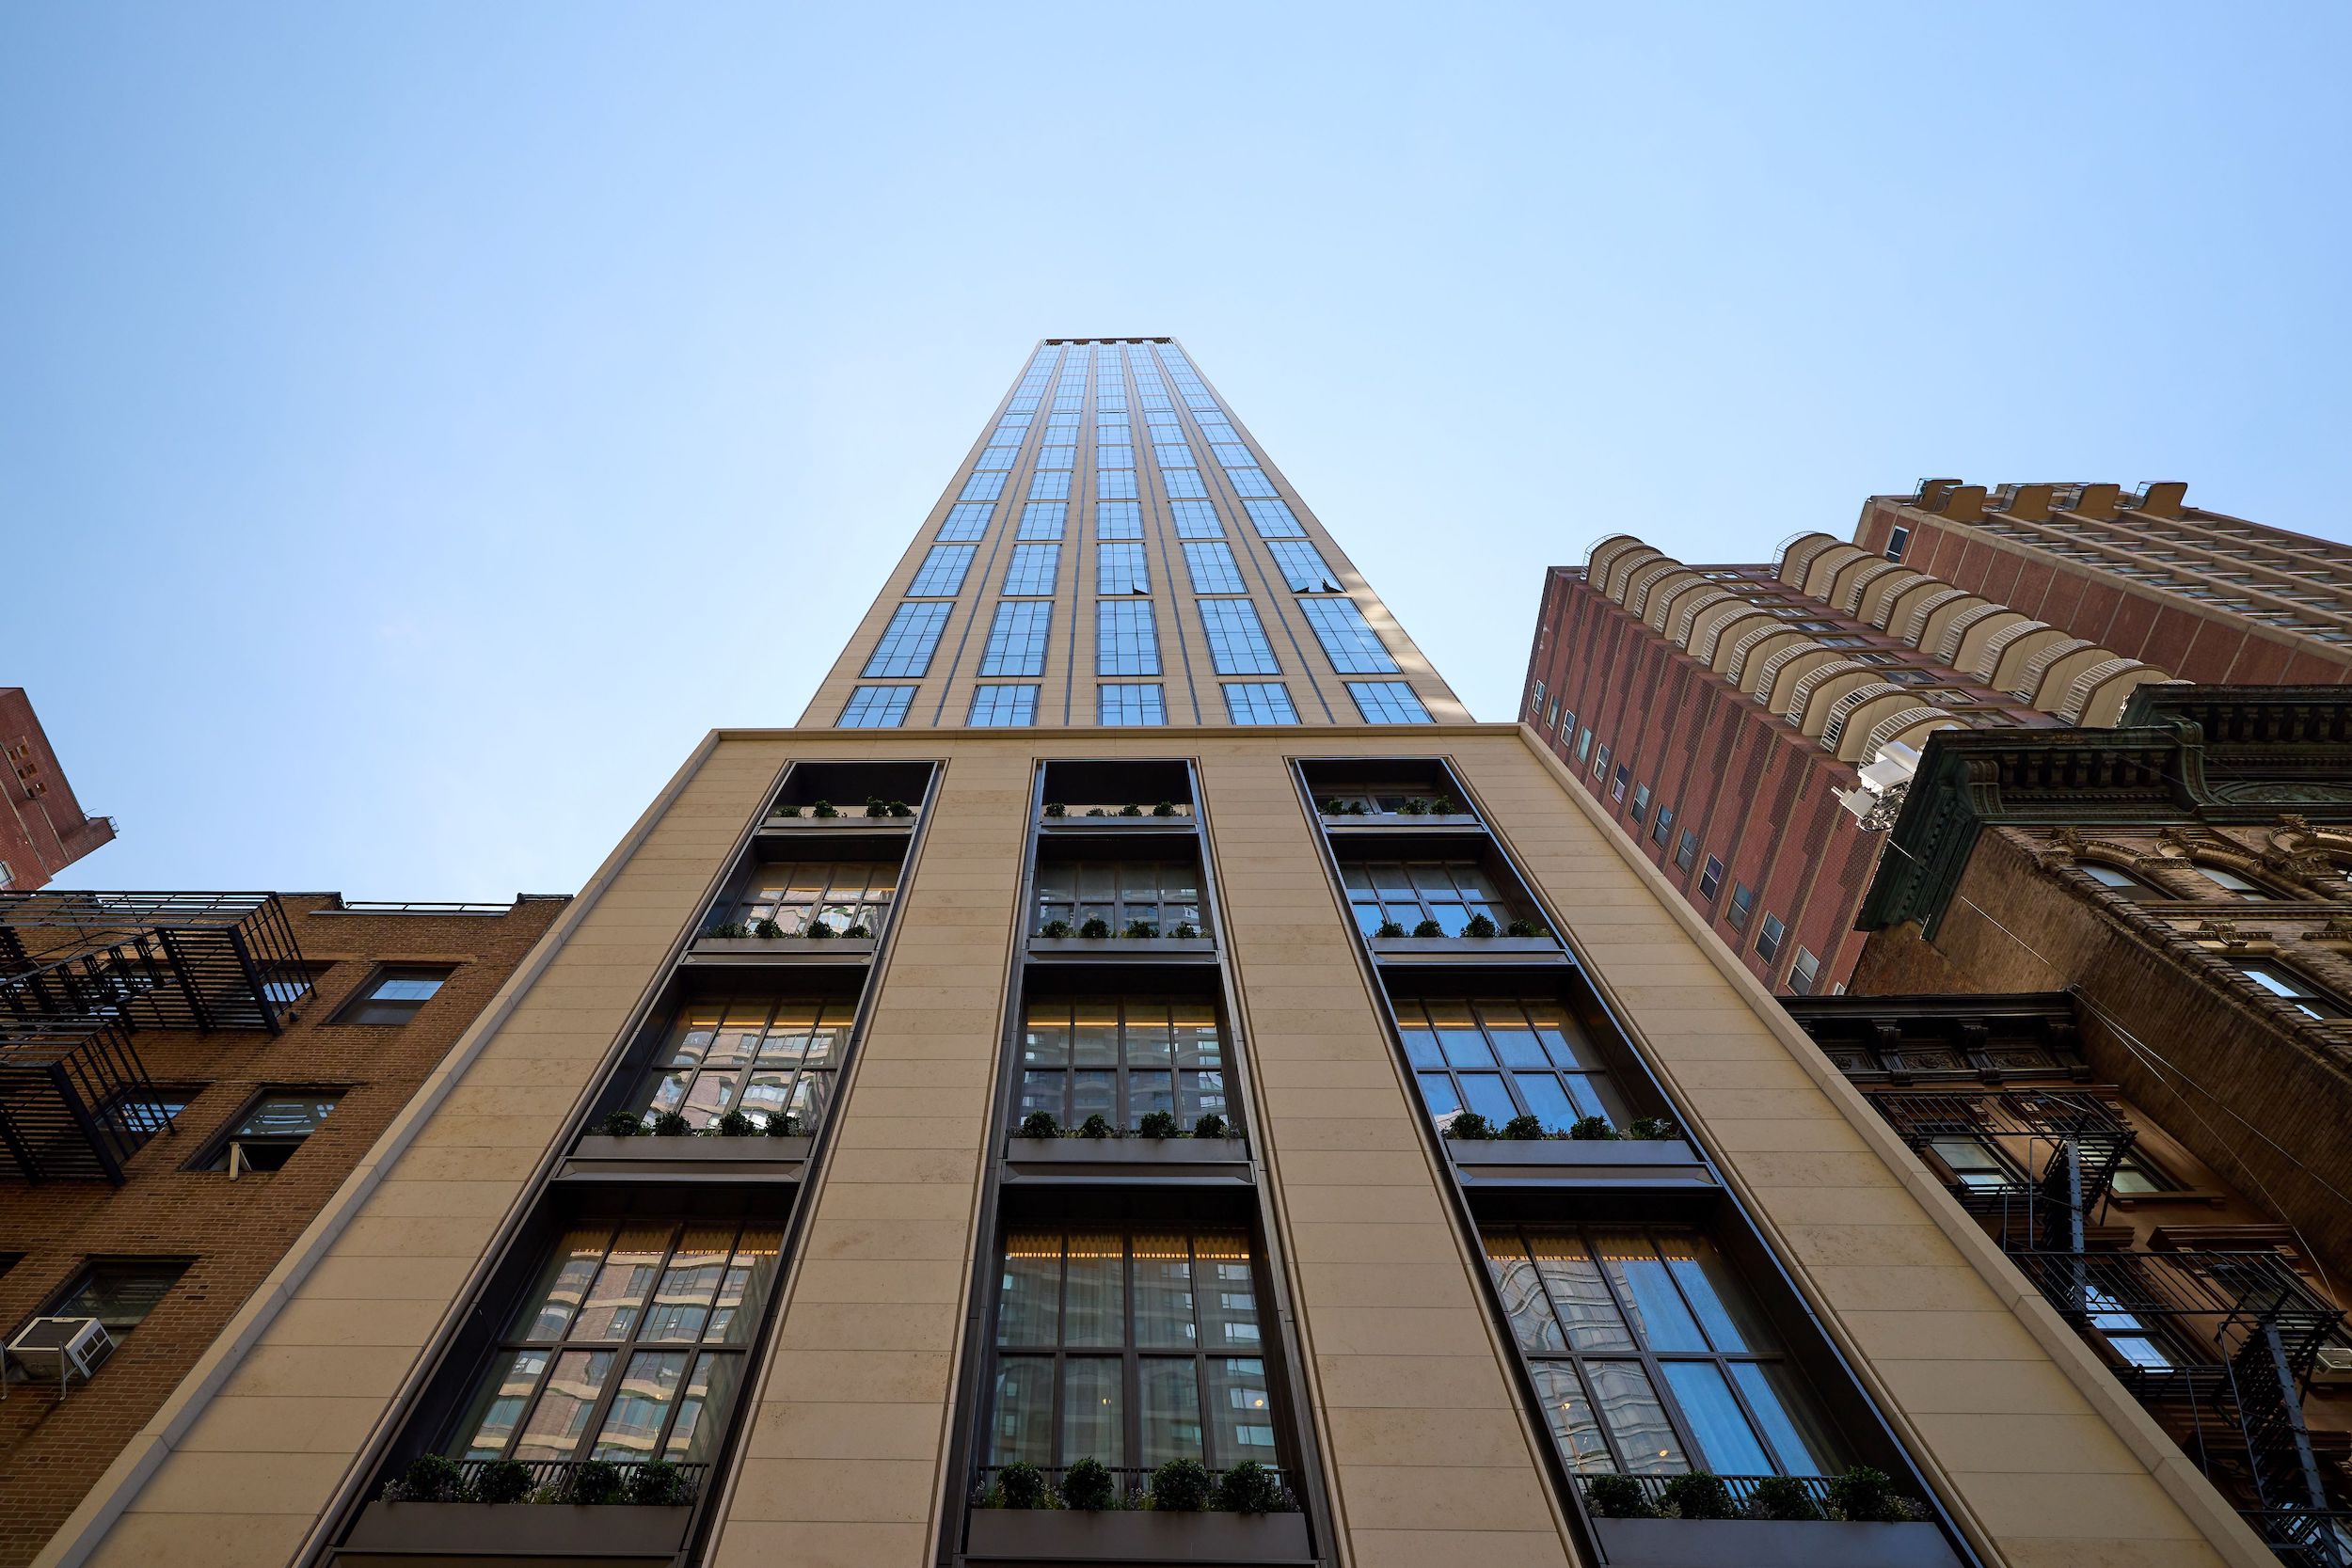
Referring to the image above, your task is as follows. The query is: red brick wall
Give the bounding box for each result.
[0,691,114,893]
[0,895,567,1565]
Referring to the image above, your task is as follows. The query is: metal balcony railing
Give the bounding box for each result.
[1872,1089,2136,1245]
[0,891,310,1033]
[387,1458,707,1506]
[0,1014,171,1182]
[969,1463,1300,1512]
[1576,1471,1848,1517]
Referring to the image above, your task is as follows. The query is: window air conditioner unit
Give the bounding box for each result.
[4,1317,114,1397]
[2316,1346,2352,1374]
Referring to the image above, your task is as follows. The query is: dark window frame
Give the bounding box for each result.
[331,964,456,1027]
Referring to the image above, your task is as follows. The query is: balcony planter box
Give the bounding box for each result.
[1005,1137,1251,1181]
[1025,937,1216,958]
[1589,1517,1963,1568]
[1368,936,1562,958]
[1447,1137,1712,1187]
[1324,813,1485,831]
[1041,816,1197,833]
[561,1135,812,1181]
[763,812,912,830]
[963,1508,1313,1564]
[340,1500,691,1564]
[688,936,876,960]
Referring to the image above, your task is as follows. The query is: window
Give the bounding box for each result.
[1001,544,1061,596]
[981,602,1053,676]
[1725,882,1755,931]
[1699,857,1724,901]
[1300,598,1397,673]
[452,1220,783,1469]
[1200,599,1280,675]
[1576,728,1594,764]
[201,1092,340,1172]
[637,993,850,1131]
[2194,864,2274,899]
[1036,860,1199,933]
[2081,863,2168,902]
[1227,469,1279,498]
[1884,526,1910,562]
[1097,684,1166,726]
[1397,998,1627,1133]
[1483,1227,1841,1478]
[907,545,977,597]
[1611,765,1629,802]
[1263,540,1341,593]
[1096,501,1142,539]
[1096,542,1150,596]
[974,446,1018,471]
[2237,962,2348,1020]
[1015,998,1228,1131]
[1244,499,1305,538]
[1592,743,1611,779]
[861,602,951,678]
[836,686,915,728]
[939,503,993,541]
[1756,913,1786,964]
[1160,468,1207,499]
[1222,683,1297,725]
[2108,1147,2178,1196]
[1533,679,1547,711]
[1093,444,1132,469]
[961,471,1007,502]
[1343,860,1516,936]
[1924,1137,2019,1195]
[1169,500,1223,539]
[2083,1286,2177,1371]
[1558,706,1575,736]
[44,1259,189,1345]
[1152,442,1196,467]
[1629,784,1651,822]
[1096,602,1161,676]
[334,966,452,1026]
[1675,831,1699,872]
[1347,682,1432,723]
[1184,542,1248,594]
[729,860,898,937]
[967,685,1039,726]
[985,1229,1273,1476]
[104,1085,192,1136]
[1211,444,1255,467]
[1019,502,1068,541]
[1788,947,1821,996]
[1650,805,1674,847]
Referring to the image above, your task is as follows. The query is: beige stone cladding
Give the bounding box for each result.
[43,725,2279,1568]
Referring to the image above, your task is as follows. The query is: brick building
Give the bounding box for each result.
[0,693,114,893]
[0,892,566,1565]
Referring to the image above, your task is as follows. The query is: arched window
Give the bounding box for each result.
[2080,863,2168,903]
[2191,863,2276,901]
[2237,961,2349,1021]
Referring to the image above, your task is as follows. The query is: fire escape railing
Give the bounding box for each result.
[0,893,313,1183]
[1873,1088,2136,1249]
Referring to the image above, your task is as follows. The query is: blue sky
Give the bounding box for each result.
[6,4,2346,899]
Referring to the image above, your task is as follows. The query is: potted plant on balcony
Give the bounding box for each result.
[1152,800,1178,817]
[1443,1111,1494,1140]
[1122,920,1160,939]
[1137,1111,1180,1140]
[1044,801,1067,817]
[811,800,839,818]
[598,1111,644,1137]
[1463,913,1500,938]
[1041,919,1074,939]
[1020,1110,1061,1139]
[1078,917,1112,940]
[1412,918,1444,938]
[1059,1459,1118,1512]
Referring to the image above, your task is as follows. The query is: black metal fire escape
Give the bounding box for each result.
[0,892,313,1182]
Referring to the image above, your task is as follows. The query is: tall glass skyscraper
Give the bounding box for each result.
[39,341,2271,1568]
[809,339,1464,730]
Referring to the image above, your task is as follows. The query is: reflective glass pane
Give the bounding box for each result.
[1072,1003,1120,1067]
[592,1350,691,1461]
[1126,1007,1173,1068]
[1023,1006,1071,1068]
[1586,1361,1686,1474]
[511,1349,613,1460]
[998,1234,1061,1347]
[516,1227,610,1339]
[1196,1234,1260,1352]
[572,1227,669,1339]
[1531,1234,1633,1352]
[1207,1356,1278,1465]
[1661,1236,1777,1353]
[1128,1070,1175,1127]
[1531,1362,1613,1473]
[461,1350,548,1458]
[1071,1070,1116,1126]
[709,1227,782,1343]
[663,1352,744,1464]
[1661,1362,1772,1474]
[1134,1234,1196,1348]
[1460,1073,1518,1126]
[1140,1357,1204,1467]
[1415,1072,1463,1117]
[1484,1230,1563,1354]
[1171,1006,1221,1068]
[1061,1356,1124,1467]
[1179,1069,1228,1124]
[1597,1233,1708,1352]
[1019,1070,1064,1121]
[642,1227,733,1341]
[1514,1074,1583,1134]
[989,1356,1054,1465]
[1729,1362,1839,1476]
[1063,1234,1125,1348]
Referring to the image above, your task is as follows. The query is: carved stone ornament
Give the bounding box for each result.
[2306,915,2352,944]
[2214,781,2352,805]
[2189,919,2249,948]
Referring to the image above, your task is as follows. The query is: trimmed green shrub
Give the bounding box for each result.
[1120,803,1144,816]
[1147,1458,1210,1513]
[843,923,872,938]
[1583,1473,1653,1518]
[1747,1475,1821,1521]
[569,1460,624,1505]
[1041,919,1074,938]
[1828,1465,1908,1523]
[1078,917,1112,940]
[864,796,888,816]
[1432,797,1459,815]
[805,922,838,940]
[886,800,914,817]
[1399,797,1430,816]
[1215,1461,1287,1514]
[1463,913,1500,938]
[811,800,838,818]
[764,1111,801,1137]
[1173,922,1199,939]
[1375,919,1406,938]
[626,1461,691,1506]
[707,921,749,940]
[1569,1116,1617,1141]
[1344,800,1368,815]
[1501,1114,1545,1141]
[751,918,784,939]
[1020,1110,1061,1139]
[1059,1458,1117,1512]
[714,1110,755,1137]
[1319,799,1347,815]
[597,1111,644,1137]
[1446,1112,1494,1141]
[652,1111,691,1137]
[994,1462,1051,1511]
[1078,1114,1112,1140]
[1122,919,1159,939]
[1044,801,1067,817]
[1505,918,1548,938]
[1152,800,1177,817]
[1661,1472,1733,1520]
[1629,1116,1678,1140]
[1137,1111,1179,1139]
[1193,1113,1230,1139]
[472,1459,532,1504]
[1411,918,1444,938]
[393,1452,466,1502]
[772,802,803,817]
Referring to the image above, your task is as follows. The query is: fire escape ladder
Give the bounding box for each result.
[2230,1325,2344,1568]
